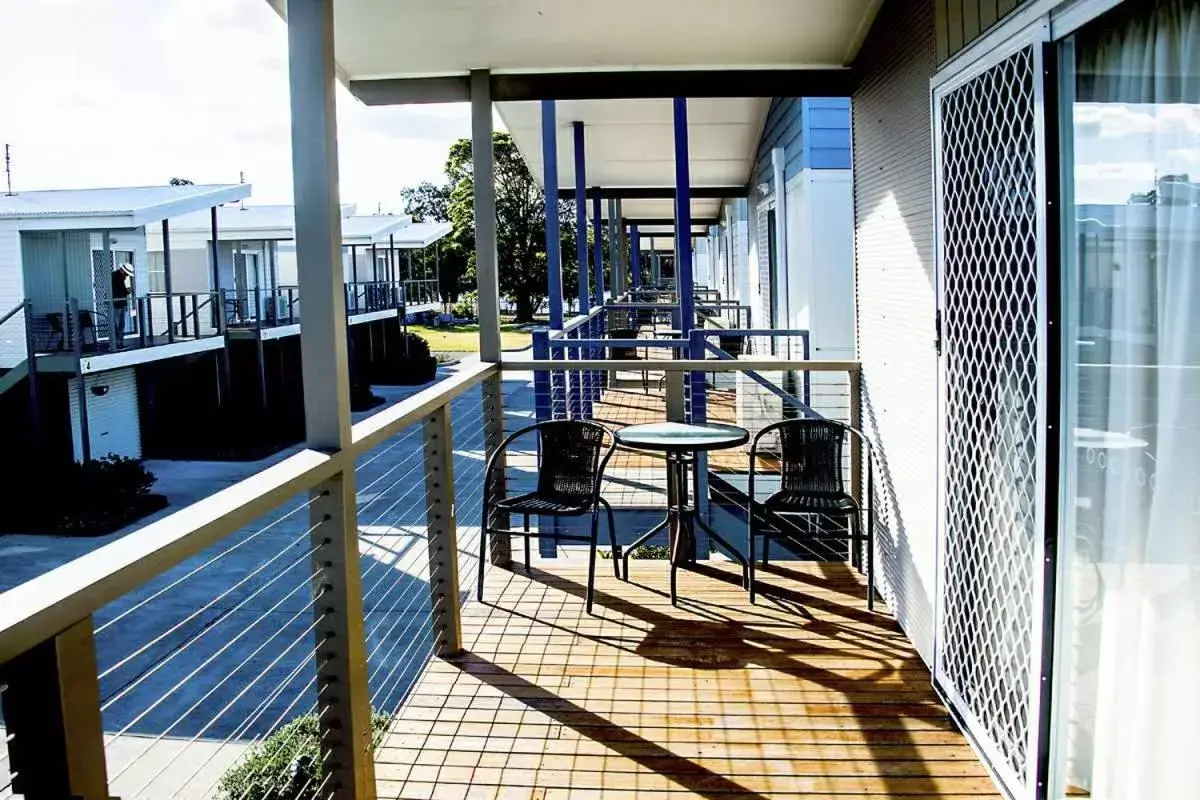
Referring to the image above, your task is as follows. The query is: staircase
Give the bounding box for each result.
[0,360,28,396]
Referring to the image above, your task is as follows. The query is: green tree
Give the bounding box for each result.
[427,132,578,322]
[401,181,466,304]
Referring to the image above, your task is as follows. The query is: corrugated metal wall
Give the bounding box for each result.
[0,227,27,368]
[20,230,92,312]
[851,0,940,665]
[935,0,1028,62]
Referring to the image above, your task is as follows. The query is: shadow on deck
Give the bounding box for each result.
[376,561,998,799]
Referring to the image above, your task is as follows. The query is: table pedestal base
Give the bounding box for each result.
[622,451,749,605]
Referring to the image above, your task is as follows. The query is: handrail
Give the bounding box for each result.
[704,340,819,417]
[0,358,500,663]
[0,300,28,328]
[351,359,496,451]
[0,448,339,663]
[504,358,859,372]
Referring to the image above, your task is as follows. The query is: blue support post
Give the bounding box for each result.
[591,189,604,310]
[533,328,552,421]
[542,100,564,330]
[675,98,694,336]
[630,225,641,290]
[542,103,566,416]
[573,122,594,414]
[590,189,606,400]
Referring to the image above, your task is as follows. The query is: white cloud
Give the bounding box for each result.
[0,0,470,211]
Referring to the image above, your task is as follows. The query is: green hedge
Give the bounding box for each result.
[219,713,391,800]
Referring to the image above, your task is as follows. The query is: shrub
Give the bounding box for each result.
[218,713,391,800]
[600,544,672,560]
[57,456,162,534]
[397,331,433,360]
[629,544,672,560]
[451,291,477,319]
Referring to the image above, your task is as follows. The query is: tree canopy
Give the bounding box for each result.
[402,132,579,321]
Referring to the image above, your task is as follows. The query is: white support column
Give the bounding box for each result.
[472,69,501,363]
[285,2,375,798]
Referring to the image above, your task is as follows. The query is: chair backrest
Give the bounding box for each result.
[536,420,609,503]
[775,419,846,496]
[606,328,639,361]
[717,334,745,358]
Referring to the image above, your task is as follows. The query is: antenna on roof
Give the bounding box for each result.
[4,144,13,196]
[238,170,246,210]
[377,201,382,215]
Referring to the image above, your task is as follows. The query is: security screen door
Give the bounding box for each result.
[932,34,1054,800]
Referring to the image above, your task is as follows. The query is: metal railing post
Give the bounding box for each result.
[23,300,40,437]
[566,328,579,419]
[0,617,110,800]
[532,328,551,422]
[69,299,92,463]
[689,330,710,522]
[482,374,511,564]
[422,407,463,654]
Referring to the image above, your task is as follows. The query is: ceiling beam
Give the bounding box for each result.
[351,76,470,105]
[490,69,855,101]
[556,186,745,200]
[352,68,854,106]
[623,218,718,227]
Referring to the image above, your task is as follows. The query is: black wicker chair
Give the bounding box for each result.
[479,420,619,614]
[748,418,875,609]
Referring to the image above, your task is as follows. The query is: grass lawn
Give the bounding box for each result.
[408,321,534,353]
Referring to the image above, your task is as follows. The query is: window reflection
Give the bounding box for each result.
[1057,2,1200,798]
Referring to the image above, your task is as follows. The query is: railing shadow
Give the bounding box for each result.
[445,651,773,800]
[486,563,948,797]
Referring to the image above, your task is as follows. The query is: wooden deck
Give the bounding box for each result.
[376,562,998,799]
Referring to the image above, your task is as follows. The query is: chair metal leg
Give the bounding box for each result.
[865,508,875,612]
[599,498,620,579]
[523,513,531,569]
[748,505,757,604]
[849,511,862,570]
[477,518,488,602]
[586,510,600,615]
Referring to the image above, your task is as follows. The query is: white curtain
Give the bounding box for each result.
[1066,2,1200,797]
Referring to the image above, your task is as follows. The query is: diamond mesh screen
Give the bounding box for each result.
[937,45,1040,793]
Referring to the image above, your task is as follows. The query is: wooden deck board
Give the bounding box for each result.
[376,562,997,799]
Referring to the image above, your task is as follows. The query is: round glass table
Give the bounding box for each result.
[614,422,750,604]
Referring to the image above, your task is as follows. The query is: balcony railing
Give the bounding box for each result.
[344,281,403,317]
[0,350,901,798]
[402,278,439,308]
[26,293,225,357]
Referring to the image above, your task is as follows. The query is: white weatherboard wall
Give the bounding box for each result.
[851,0,938,665]
[785,169,855,420]
[0,225,26,368]
[69,368,141,461]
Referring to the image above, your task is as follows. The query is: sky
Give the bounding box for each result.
[1073,102,1200,205]
[0,0,473,213]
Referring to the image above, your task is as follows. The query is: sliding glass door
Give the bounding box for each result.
[1055,2,1200,797]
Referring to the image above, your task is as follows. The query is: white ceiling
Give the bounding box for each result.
[298,0,881,81]
[499,97,764,219]
[265,0,880,220]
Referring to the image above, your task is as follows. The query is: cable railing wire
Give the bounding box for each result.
[95,493,323,636]
[98,519,327,690]
[98,525,326,719]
